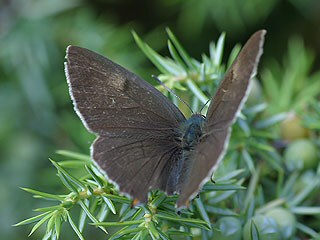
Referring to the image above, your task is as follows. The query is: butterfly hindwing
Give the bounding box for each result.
[93,135,182,202]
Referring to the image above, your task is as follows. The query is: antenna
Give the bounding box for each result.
[199,98,211,114]
[152,75,194,114]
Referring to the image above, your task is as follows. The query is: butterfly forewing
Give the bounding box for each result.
[177,30,266,207]
[65,46,185,135]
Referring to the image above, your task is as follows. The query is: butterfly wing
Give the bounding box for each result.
[177,30,266,207]
[65,46,186,202]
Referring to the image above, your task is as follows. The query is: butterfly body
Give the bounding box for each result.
[178,114,205,151]
[65,30,266,207]
[166,113,206,194]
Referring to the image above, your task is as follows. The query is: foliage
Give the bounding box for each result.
[164,0,278,37]
[261,36,320,116]
[16,31,320,239]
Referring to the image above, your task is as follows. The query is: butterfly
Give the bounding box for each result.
[65,30,266,207]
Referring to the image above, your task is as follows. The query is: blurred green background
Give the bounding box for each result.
[1,0,320,239]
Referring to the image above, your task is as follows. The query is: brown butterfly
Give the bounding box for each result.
[65,30,266,207]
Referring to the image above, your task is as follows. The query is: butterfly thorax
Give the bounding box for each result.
[176,114,205,151]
